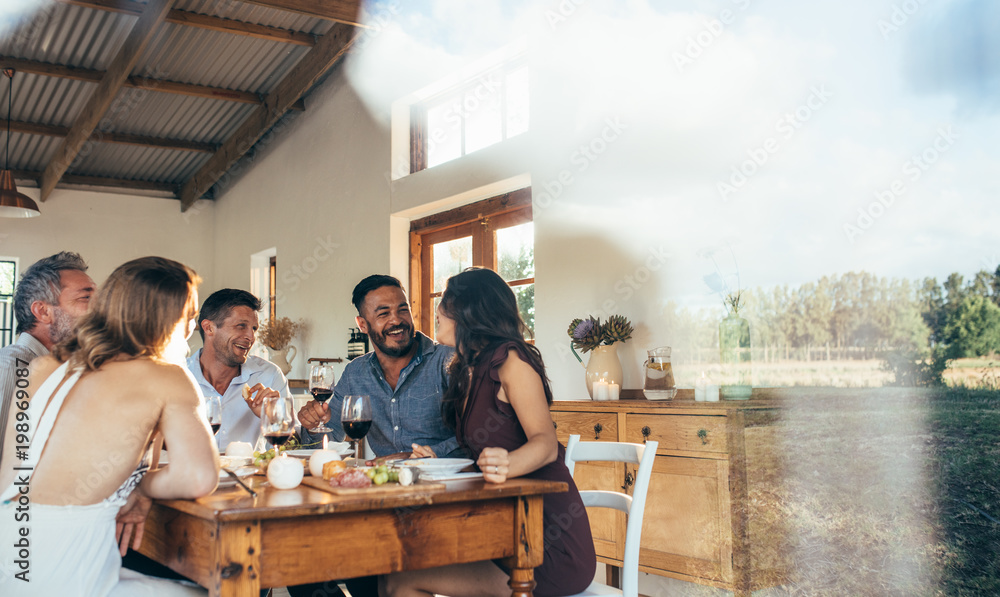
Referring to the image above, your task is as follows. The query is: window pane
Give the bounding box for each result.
[496,221,534,282]
[512,283,535,338]
[0,261,14,297]
[432,236,472,293]
[506,66,529,138]
[464,75,503,154]
[432,296,442,339]
[426,101,462,168]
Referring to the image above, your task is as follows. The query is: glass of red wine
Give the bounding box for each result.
[308,363,336,434]
[340,395,372,460]
[205,395,222,436]
[260,396,296,452]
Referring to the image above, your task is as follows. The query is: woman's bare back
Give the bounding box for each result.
[1,355,217,505]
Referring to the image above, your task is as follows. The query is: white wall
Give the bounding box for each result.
[0,187,214,293]
[209,67,393,381]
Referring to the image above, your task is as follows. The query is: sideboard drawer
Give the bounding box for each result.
[625,414,727,453]
[551,411,618,443]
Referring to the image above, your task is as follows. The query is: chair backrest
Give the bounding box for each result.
[565,434,658,597]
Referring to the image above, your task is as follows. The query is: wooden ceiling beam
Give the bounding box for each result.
[179,22,356,210]
[0,55,305,110]
[59,0,316,46]
[236,0,366,27]
[9,119,217,153]
[39,0,174,201]
[12,169,180,195]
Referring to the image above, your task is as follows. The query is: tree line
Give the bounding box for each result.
[664,268,1000,372]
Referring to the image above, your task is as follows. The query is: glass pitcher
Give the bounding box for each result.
[643,346,677,400]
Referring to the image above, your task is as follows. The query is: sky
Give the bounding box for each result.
[348,0,999,309]
[4,0,995,309]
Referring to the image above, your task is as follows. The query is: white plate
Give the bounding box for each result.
[419,471,484,482]
[399,458,475,476]
[285,448,353,458]
[218,466,256,487]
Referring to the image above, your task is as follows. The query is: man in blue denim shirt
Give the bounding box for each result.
[291,275,460,597]
[298,275,462,458]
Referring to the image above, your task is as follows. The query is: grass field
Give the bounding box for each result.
[672,358,1000,390]
[737,387,1000,596]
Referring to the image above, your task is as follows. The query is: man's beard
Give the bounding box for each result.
[367,320,415,358]
[49,307,75,345]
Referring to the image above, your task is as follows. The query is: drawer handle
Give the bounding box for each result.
[698,429,709,445]
[621,470,634,491]
[553,421,558,429]
[593,423,603,439]
[641,426,651,442]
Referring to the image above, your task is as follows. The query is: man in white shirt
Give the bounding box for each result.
[186,289,288,448]
[0,252,95,456]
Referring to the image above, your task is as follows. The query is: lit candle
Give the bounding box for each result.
[705,384,720,402]
[695,372,707,402]
[592,380,609,401]
[608,383,620,401]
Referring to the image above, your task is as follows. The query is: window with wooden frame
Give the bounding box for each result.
[410,188,534,341]
[1,259,16,348]
[410,59,529,173]
[268,256,277,321]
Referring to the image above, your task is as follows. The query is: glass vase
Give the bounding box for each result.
[719,314,752,400]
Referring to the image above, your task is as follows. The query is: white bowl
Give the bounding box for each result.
[400,458,475,476]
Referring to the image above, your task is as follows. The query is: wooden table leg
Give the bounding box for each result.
[509,568,536,597]
[213,520,262,597]
[500,495,544,597]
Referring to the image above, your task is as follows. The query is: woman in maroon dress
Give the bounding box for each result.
[381,267,595,597]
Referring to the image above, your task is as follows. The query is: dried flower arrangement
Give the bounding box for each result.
[257,317,304,350]
[567,314,634,354]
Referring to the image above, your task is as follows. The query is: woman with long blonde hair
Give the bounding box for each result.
[0,257,219,596]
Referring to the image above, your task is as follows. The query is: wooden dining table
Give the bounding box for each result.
[138,474,567,597]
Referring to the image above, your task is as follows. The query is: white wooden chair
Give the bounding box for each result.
[563,434,658,597]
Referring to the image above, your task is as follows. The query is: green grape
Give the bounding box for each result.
[373,472,389,486]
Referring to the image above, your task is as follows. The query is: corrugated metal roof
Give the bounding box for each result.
[106,92,254,144]
[137,22,309,93]
[175,0,333,35]
[4,73,92,126]
[0,4,132,70]
[68,143,208,183]
[6,132,60,173]
[0,0,355,199]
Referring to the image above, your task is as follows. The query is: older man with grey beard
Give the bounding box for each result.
[0,252,95,457]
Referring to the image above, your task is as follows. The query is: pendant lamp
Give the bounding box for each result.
[0,68,40,218]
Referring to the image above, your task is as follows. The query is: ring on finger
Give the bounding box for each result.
[493,465,499,474]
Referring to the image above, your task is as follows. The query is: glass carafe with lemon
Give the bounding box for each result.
[643,346,677,400]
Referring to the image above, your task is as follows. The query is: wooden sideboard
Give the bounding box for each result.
[551,393,788,596]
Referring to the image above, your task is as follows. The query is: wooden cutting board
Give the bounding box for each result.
[301,476,446,496]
